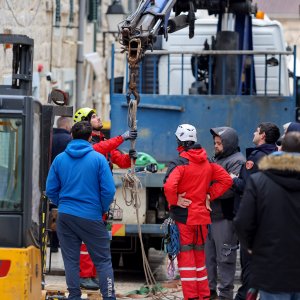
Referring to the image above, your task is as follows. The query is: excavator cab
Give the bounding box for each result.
[0,34,72,300]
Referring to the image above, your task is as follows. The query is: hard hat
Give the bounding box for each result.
[175,124,197,142]
[73,107,96,123]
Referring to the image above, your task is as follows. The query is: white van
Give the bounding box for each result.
[158,16,290,96]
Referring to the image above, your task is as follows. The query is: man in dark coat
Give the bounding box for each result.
[205,127,245,300]
[51,117,73,162]
[233,122,280,196]
[234,132,300,299]
[50,116,73,252]
[233,122,280,300]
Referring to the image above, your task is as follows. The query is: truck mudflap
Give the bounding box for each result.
[111,224,164,236]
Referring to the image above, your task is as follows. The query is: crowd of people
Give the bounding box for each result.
[45,111,300,300]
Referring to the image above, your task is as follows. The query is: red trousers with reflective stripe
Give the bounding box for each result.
[80,243,96,278]
[176,223,209,300]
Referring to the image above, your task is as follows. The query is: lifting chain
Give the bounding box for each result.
[126,66,140,105]
[126,38,142,104]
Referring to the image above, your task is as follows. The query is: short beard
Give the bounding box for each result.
[93,125,103,131]
[214,150,222,158]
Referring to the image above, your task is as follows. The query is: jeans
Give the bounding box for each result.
[260,291,300,300]
[57,213,115,300]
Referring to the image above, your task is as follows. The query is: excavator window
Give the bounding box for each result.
[0,117,23,211]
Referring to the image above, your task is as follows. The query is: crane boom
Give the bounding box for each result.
[119,0,257,62]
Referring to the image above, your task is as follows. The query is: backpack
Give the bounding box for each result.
[162,217,180,260]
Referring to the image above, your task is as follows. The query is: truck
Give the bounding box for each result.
[0,34,72,299]
[107,0,300,268]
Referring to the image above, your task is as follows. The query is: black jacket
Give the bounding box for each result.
[233,143,278,213]
[51,128,72,162]
[234,153,300,292]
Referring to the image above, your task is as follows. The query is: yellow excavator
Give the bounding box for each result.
[0,34,72,300]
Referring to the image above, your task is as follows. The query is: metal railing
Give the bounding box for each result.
[110,44,297,100]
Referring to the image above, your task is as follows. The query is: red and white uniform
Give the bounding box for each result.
[80,132,131,279]
[164,145,232,300]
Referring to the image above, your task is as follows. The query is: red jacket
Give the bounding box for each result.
[92,132,131,169]
[164,145,232,225]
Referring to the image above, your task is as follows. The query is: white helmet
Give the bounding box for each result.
[175,124,197,142]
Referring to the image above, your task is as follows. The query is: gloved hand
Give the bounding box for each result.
[129,149,138,160]
[121,129,138,141]
[145,163,158,173]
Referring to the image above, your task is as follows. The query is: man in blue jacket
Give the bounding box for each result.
[46,121,116,300]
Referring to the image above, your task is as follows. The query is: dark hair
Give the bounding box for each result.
[258,122,280,144]
[176,138,195,149]
[281,132,300,153]
[71,121,92,140]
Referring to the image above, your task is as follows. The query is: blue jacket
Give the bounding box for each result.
[46,139,116,220]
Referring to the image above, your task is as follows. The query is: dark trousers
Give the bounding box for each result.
[234,246,252,300]
[57,213,115,300]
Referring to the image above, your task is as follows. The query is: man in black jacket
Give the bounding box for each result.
[49,116,73,252]
[232,122,280,197]
[233,122,280,300]
[234,132,300,299]
[205,127,245,300]
[51,117,73,162]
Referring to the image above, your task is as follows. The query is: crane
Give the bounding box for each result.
[119,0,257,101]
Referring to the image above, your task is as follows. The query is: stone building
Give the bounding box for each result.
[0,0,120,123]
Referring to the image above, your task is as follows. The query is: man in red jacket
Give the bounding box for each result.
[74,107,137,290]
[164,124,232,300]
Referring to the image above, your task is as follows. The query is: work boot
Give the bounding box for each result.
[80,277,99,290]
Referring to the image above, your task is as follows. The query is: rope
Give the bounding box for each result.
[122,99,141,208]
[121,99,182,300]
[128,99,138,173]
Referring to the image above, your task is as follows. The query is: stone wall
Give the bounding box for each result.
[0,0,81,104]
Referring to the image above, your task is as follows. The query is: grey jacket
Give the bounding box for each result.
[210,127,246,221]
